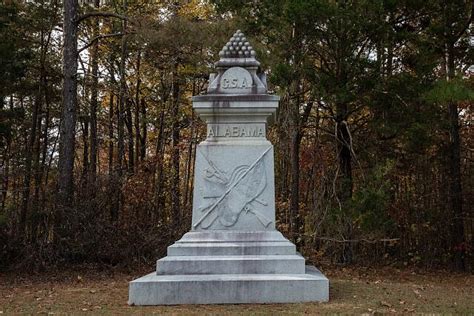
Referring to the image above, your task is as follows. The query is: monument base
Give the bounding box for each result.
[128,266,328,305]
[128,231,329,305]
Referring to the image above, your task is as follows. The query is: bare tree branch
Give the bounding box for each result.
[78,32,125,54]
[455,2,473,41]
[76,11,129,24]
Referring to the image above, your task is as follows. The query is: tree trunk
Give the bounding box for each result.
[0,95,10,213]
[289,97,312,245]
[336,120,353,202]
[0,96,11,211]
[183,109,195,210]
[40,76,51,226]
[134,50,141,165]
[108,93,114,175]
[117,0,127,175]
[1,142,10,213]
[170,67,181,225]
[21,29,48,235]
[140,97,147,160]
[31,69,48,242]
[108,90,119,221]
[58,0,78,211]
[154,106,165,218]
[446,41,465,270]
[126,98,134,172]
[89,0,100,183]
[336,102,354,264]
[113,0,127,221]
[20,78,40,236]
[107,52,116,177]
[80,52,90,182]
[81,114,89,179]
[289,127,302,242]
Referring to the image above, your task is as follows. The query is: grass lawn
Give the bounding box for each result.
[1,266,472,314]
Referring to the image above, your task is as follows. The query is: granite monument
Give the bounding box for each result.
[128,30,329,305]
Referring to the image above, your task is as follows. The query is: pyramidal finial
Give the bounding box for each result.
[215,30,260,68]
[218,30,256,59]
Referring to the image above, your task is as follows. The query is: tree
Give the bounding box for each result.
[0,0,472,271]
[57,0,78,212]
[89,0,100,183]
[424,0,473,269]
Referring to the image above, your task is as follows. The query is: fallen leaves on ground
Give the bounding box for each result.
[0,267,472,314]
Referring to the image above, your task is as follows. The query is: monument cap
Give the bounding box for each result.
[216,29,260,67]
[205,30,268,95]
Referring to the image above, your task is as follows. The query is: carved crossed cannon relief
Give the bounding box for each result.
[194,147,272,229]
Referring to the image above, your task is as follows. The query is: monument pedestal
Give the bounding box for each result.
[129,30,329,305]
[129,269,327,305]
[129,231,328,305]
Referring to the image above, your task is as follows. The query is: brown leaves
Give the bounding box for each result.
[380,300,392,308]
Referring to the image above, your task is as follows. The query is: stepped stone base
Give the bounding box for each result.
[129,266,328,305]
[128,231,329,305]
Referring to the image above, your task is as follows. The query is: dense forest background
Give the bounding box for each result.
[0,0,472,271]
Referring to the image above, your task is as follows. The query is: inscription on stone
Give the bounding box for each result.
[207,124,265,138]
[220,67,252,93]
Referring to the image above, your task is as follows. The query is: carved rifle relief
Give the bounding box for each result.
[194,147,272,229]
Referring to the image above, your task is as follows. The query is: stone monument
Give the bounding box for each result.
[128,30,329,305]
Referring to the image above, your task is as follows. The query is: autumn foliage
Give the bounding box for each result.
[0,0,472,271]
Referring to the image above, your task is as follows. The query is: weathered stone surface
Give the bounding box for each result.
[166,231,297,255]
[175,230,288,241]
[208,30,266,94]
[167,241,296,256]
[192,144,275,231]
[129,266,329,305]
[218,30,256,59]
[128,30,329,305]
[219,67,253,94]
[156,254,306,275]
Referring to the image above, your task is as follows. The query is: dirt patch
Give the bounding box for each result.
[0,267,472,314]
